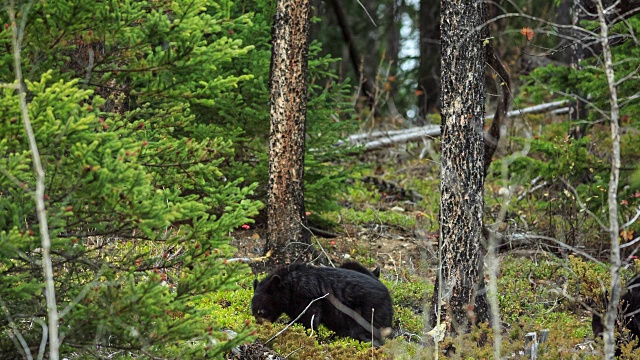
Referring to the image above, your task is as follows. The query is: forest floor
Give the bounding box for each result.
[231,155,441,276]
[223,153,632,359]
[228,232,614,359]
[231,222,429,277]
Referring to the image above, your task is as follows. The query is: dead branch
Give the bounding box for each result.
[345,100,571,152]
[264,293,329,345]
[596,0,623,357]
[483,40,511,176]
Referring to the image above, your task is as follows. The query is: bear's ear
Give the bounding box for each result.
[372,267,381,278]
[253,278,258,290]
[270,275,281,288]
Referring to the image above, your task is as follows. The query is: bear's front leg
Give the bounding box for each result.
[293,301,322,332]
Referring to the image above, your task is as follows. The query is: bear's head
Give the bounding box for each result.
[252,275,286,324]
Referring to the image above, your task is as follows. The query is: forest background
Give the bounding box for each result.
[1,0,640,359]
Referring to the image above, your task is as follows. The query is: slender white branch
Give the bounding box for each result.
[355,0,376,27]
[500,99,571,118]
[360,125,441,151]
[517,178,549,202]
[596,1,622,358]
[0,297,33,360]
[620,236,640,250]
[621,206,640,229]
[33,318,48,360]
[265,293,329,344]
[8,2,60,360]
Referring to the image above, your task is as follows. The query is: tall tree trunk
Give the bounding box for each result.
[430,0,489,333]
[386,0,401,100]
[551,0,573,64]
[417,0,440,121]
[327,0,376,107]
[266,0,313,266]
[568,0,589,139]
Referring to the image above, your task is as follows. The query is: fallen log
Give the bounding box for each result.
[347,100,571,151]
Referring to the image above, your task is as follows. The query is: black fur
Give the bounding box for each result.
[339,261,381,279]
[592,275,640,353]
[252,264,393,344]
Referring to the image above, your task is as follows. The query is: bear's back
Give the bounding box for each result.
[281,264,393,328]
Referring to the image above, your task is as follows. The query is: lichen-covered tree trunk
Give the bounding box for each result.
[266,0,312,265]
[430,0,489,332]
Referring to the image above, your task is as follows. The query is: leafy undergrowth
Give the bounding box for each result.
[196,254,640,359]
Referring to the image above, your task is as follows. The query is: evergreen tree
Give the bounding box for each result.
[1,0,261,357]
[511,17,640,246]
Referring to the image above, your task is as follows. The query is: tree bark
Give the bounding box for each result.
[568,0,589,139]
[327,0,376,107]
[386,0,401,100]
[417,0,440,119]
[550,0,573,64]
[266,0,313,266]
[430,0,489,333]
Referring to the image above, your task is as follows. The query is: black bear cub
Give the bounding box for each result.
[592,275,640,354]
[252,263,393,345]
[339,261,381,279]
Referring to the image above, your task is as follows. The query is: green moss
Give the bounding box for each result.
[200,278,255,330]
[253,323,388,359]
[332,207,418,229]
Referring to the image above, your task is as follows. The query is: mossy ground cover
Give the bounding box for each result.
[201,253,626,358]
[207,159,640,358]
